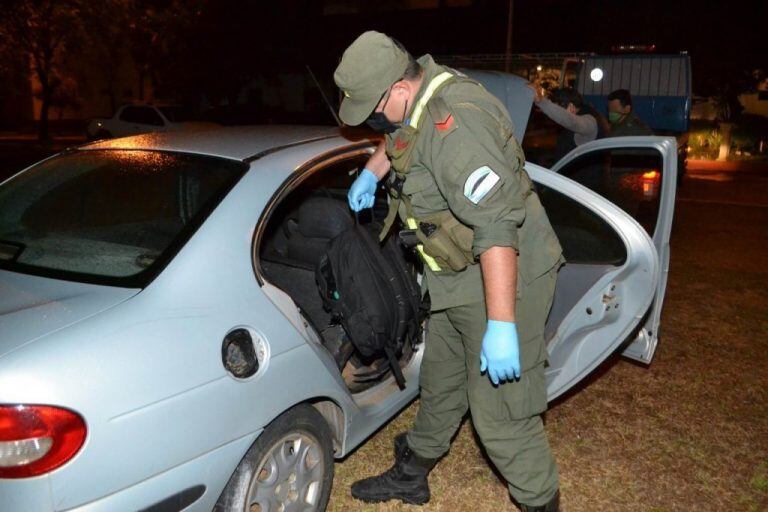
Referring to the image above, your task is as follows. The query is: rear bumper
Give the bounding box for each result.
[0,432,258,512]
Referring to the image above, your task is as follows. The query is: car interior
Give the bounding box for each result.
[256,151,632,393]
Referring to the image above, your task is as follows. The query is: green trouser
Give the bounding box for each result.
[407,265,559,506]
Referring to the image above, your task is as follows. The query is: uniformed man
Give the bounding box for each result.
[606,89,653,136]
[334,31,564,512]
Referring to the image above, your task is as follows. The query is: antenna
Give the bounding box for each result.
[306,65,342,127]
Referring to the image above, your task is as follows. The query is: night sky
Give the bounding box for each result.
[277,0,766,95]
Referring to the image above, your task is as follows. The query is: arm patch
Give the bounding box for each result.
[428,97,458,138]
[464,166,500,204]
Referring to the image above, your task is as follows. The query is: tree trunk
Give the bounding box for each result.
[138,68,145,101]
[38,87,51,143]
[717,122,733,161]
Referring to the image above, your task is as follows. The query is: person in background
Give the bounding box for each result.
[606,89,653,136]
[530,85,601,160]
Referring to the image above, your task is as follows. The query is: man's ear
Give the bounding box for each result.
[622,104,632,114]
[392,80,410,95]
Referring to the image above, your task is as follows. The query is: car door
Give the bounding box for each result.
[526,163,658,400]
[549,136,677,364]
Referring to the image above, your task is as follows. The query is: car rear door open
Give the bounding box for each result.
[550,136,678,364]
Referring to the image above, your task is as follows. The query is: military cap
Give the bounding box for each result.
[334,31,409,126]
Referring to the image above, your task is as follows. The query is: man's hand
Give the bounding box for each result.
[526,82,543,104]
[480,320,521,385]
[348,168,378,211]
[479,246,519,385]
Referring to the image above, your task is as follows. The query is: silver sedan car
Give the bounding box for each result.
[0,94,676,510]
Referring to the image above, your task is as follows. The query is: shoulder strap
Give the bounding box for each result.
[379,72,456,241]
[409,71,455,129]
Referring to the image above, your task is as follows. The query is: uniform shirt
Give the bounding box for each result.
[609,112,653,137]
[386,55,563,311]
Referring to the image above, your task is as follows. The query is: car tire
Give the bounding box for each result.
[214,404,335,512]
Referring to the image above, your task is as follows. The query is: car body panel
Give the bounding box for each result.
[81,125,340,161]
[551,136,678,363]
[0,270,139,359]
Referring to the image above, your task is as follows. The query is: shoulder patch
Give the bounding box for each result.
[428,97,458,137]
[464,166,500,204]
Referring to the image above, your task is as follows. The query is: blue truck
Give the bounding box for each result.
[575,53,692,182]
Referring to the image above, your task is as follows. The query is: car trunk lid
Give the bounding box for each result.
[0,270,139,359]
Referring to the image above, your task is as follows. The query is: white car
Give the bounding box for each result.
[0,75,676,512]
[86,104,218,140]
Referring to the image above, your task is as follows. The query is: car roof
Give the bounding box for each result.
[79,125,342,161]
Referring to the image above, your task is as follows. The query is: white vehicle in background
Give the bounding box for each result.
[86,103,219,140]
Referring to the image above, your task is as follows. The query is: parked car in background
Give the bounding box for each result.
[86,103,219,140]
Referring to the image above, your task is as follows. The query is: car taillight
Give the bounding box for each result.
[0,404,86,478]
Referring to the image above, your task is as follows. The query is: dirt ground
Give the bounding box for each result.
[329,169,768,512]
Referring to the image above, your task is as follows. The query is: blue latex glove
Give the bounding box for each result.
[348,168,378,211]
[480,320,521,385]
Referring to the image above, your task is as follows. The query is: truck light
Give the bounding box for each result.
[641,170,660,199]
[642,170,659,180]
[0,404,86,478]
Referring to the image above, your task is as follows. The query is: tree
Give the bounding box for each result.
[709,69,763,161]
[0,1,86,142]
[80,0,134,114]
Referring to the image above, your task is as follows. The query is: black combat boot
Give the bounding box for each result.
[520,490,560,512]
[351,433,436,505]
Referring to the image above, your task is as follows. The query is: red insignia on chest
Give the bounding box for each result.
[435,114,454,132]
[394,137,409,150]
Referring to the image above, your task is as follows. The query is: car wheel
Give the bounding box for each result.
[215,404,334,512]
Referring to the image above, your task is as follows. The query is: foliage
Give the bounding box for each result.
[688,116,768,161]
[0,0,88,140]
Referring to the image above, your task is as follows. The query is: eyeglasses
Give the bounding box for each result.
[375,86,393,113]
[375,76,404,113]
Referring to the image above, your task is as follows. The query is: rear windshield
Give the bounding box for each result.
[0,150,246,287]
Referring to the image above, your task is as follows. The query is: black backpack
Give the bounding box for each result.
[316,224,424,389]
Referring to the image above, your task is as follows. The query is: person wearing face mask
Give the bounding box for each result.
[530,86,600,161]
[334,31,564,512]
[606,89,653,137]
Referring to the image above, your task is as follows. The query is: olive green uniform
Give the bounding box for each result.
[385,55,564,506]
[609,112,653,137]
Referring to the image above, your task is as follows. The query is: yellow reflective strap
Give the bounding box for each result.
[407,217,442,272]
[409,72,454,130]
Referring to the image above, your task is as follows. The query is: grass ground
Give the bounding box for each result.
[329,172,768,511]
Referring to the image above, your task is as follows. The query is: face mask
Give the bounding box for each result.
[366,112,400,134]
[608,112,624,124]
[366,86,409,134]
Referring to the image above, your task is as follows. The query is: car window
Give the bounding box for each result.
[555,148,664,235]
[119,106,165,126]
[258,154,367,270]
[536,182,627,265]
[158,106,194,123]
[0,150,246,287]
